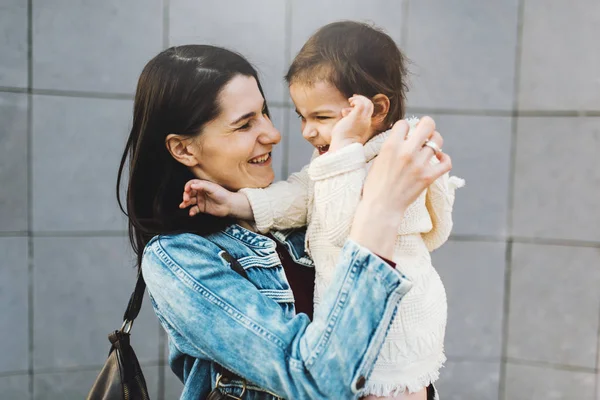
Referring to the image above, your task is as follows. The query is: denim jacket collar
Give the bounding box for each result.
[221,224,314,268]
[222,224,276,249]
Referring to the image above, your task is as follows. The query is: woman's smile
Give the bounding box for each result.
[248,152,272,165]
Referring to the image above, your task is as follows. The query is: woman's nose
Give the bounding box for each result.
[259,118,281,144]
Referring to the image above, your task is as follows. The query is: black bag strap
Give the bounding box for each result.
[216,246,249,280]
[121,241,248,332]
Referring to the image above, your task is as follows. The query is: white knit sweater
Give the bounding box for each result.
[241,122,464,396]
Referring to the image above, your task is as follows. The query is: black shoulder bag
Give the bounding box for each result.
[86,269,150,400]
[86,247,249,400]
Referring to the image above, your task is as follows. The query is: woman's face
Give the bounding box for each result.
[190,75,281,191]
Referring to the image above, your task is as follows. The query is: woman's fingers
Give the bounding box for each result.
[388,119,410,141]
[429,130,444,150]
[418,130,444,160]
[431,152,453,177]
[403,116,436,151]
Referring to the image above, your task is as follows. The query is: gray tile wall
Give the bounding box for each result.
[0,1,598,399]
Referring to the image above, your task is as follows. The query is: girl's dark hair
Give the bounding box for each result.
[286,21,409,128]
[117,45,269,268]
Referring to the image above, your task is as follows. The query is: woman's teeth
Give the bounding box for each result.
[249,153,270,164]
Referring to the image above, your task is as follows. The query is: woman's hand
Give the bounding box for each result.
[328,95,374,153]
[180,179,253,220]
[350,116,452,259]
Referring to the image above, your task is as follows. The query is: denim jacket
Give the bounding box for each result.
[142,225,413,399]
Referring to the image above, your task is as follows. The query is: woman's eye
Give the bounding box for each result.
[238,121,252,131]
[316,116,330,120]
[296,114,305,121]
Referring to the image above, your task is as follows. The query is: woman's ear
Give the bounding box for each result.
[165,134,200,167]
[371,94,391,128]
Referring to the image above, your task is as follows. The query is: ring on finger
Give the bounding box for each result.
[423,140,442,155]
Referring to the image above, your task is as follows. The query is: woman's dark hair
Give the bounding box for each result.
[117,45,269,268]
[286,21,409,128]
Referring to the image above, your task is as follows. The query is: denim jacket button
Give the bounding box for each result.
[355,376,366,390]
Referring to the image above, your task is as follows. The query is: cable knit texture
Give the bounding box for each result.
[242,119,464,396]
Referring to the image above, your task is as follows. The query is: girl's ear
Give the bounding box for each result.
[371,94,391,128]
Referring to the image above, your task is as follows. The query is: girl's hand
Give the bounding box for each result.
[180,179,252,220]
[329,95,374,152]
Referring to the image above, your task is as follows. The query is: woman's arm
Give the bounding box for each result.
[143,234,411,399]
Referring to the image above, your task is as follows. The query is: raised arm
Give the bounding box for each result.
[239,165,312,233]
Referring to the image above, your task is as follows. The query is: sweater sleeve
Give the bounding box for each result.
[308,143,367,248]
[421,157,465,251]
[239,166,311,233]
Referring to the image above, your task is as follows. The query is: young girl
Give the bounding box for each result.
[181,21,463,399]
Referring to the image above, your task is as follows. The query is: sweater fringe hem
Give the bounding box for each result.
[360,355,446,397]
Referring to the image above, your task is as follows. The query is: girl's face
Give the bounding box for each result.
[189,75,281,191]
[289,81,350,155]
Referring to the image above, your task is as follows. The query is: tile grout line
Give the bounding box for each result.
[449,234,600,249]
[157,1,170,398]
[499,1,525,398]
[498,239,513,400]
[595,305,600,399]
[505,357,598,374]
[400,0,410,49]
[6,230,600,248]
[0,231,29,237]
[29,230,129,237]
[158,324,166,400]
[3,86,600,117]
[3,356,592,379]
[163,0,170,49]
[447,355,598,374]
[281,0,293,178]
[26,0,34,398]
[0,370,30,379]
[30,360,164,376]
[0,87,134,100]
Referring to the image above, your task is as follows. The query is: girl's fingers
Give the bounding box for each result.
[184,179,199,192]
[186,194,198,205]
[189,205,201,217]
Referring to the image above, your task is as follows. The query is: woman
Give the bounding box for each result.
[117,45,451,399]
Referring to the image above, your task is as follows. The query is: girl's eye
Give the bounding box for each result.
[316,116,330,120]
[296,114,305,121]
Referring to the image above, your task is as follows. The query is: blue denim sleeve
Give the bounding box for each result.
[142,235,412,399]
